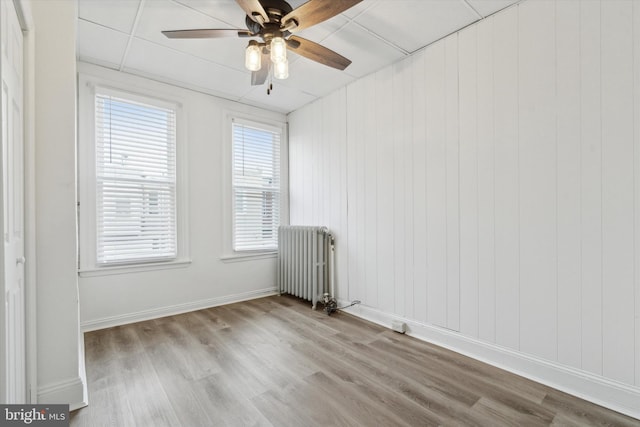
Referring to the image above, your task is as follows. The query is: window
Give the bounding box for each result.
[232,119,281,251]
[88,87,179,266]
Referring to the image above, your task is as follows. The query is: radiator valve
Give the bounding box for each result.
[323,293,338,315]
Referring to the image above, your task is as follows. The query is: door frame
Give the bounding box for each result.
[12,0,36,404]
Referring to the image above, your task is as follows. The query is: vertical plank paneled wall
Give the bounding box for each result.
[288,0,640,417]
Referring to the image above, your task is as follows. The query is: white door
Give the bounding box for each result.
[0,0,26,404]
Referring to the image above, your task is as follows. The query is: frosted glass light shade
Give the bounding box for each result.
[274,59,289,79]
[245,44,261,71]
[270,37,287,63]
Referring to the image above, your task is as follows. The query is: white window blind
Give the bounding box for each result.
[95,92,177,264]
[232,120,281,251]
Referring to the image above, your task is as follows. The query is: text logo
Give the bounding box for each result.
[1,405,68,426]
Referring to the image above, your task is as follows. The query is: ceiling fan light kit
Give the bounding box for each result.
[162,0,362,94]
[245,40,262,71]
[273,59,289,79]
[269,36,287,64]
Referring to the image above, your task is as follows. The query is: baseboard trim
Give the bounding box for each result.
[38,376,86,410]
[339,300,640,420]
[81,287,279,332]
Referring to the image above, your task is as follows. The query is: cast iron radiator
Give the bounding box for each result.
[277,225,334,309]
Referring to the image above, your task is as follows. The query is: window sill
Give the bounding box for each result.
[79,259,192,277]
[220,251,277,263]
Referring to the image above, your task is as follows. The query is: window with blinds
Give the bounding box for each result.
[95,92,177,264]
[232,119,281,251]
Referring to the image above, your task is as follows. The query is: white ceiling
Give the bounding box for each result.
[77,0,519,114]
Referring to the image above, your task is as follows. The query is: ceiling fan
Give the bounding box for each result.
[162,0,362,93]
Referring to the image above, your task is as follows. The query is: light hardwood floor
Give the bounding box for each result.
[71,295,639,426]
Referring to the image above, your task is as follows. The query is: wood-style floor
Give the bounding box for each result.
[71,295,639,427]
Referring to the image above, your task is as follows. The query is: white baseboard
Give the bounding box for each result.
[81,287,279,332]
[38,376,86,410]
[339,300,640,420]
[76,329,88,411]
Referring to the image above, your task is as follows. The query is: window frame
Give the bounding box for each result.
[78,74,190,276]
[222,112,288,261]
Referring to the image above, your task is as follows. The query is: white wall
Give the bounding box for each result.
[289,0,640,417]
[77,63,287,330]
[32,0,85,406]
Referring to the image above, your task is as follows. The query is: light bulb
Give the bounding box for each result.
[270,37,287,64]
[274,59,289,80]
[245,43,261,71]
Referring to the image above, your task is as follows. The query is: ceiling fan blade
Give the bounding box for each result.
[282,0,363,33]
[236,0,269,24]
[162,29,252,39]
[286,36,351,70]
[251,53,270,85]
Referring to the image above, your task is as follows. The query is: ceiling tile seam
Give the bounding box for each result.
[293,0,382,45]
[291,0,400,55]
[404,0,522,57]
[237,95,317,115]
[461,0,483,19]
[255,3,391,117]
[407,18,478,56]
[239,0,381,68]
[119,0,147,72]
[127,28,358,81]
[77,17,132,36]
[286,12,356,68]
[111,61,299,114]
[122,4,290,76]
[238,73,321,101]
[78,55,122,71]
[147,0,382,71]
[109,64,248,103]
[120,32,318,97]
[236,79,267,99]
[293,1,523,112]
[481,0,527,20]
[345,0,382,23]
[127,32,252,75]
[350,21,410,56]
[236,93,302,107]
[169,0,237,30]
[240,76,322,100]
[77,20,306,107]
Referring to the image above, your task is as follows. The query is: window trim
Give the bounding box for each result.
[78,74,190,275]
[222,111,288,261]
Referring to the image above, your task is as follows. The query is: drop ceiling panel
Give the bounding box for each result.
[466,0,519,17]
[320,23,406,78]
[353,0,478,53]
[293,13,349,44]
[241,82,316,113]
[77,0,523,113]
[77,20,129,69]
[135,0,250,72]
[342,0,378,19]
[78,0,141,33]
[123,38,252,99]
[284,57,356,97]
[172,0,249,28]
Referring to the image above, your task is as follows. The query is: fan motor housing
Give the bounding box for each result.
[245,0,293,33]
[260,0,293,18]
